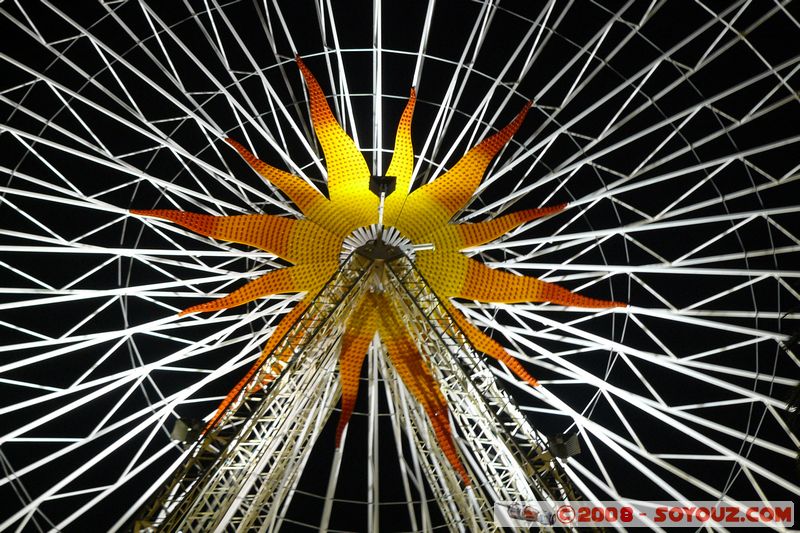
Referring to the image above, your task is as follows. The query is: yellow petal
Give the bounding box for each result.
[296,57,377,234]
[384,88,417,225]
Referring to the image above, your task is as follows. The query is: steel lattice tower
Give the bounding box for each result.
[3,3,799,532]
[133,244,581,532]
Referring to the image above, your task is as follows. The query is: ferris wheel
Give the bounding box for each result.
[1,1,799,531]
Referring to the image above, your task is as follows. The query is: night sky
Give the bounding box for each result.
[1,1,799,531]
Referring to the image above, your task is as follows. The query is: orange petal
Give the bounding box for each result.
[131,209,296,262]
[335,293,379,447]
[455,203,567,250]
[179,263,335,316]
[204,295,313,433]
[441,299,538,387]
[295,58,376,230]
[376,294,470,485]
[225,138,327,215]
[460,255,626,308]
[403,102,531,227]
[384,88,417,224]
[419,250,624,308]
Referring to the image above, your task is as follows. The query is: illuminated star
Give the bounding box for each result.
[133,57,624,485]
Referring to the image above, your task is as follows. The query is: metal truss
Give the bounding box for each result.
[383,257,580,524]
[133,249,584,532]
[2,2,798,531]
[133,255,373,532]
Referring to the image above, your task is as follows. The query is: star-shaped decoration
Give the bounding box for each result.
[133,57,624,484]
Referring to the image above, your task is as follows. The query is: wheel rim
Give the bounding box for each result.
[2,1,799,531]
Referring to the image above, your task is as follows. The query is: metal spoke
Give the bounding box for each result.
[1,1,797,531]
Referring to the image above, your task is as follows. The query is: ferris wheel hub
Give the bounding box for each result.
[340,224,418,263]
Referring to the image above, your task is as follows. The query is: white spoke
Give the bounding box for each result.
[1,1,797,531]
